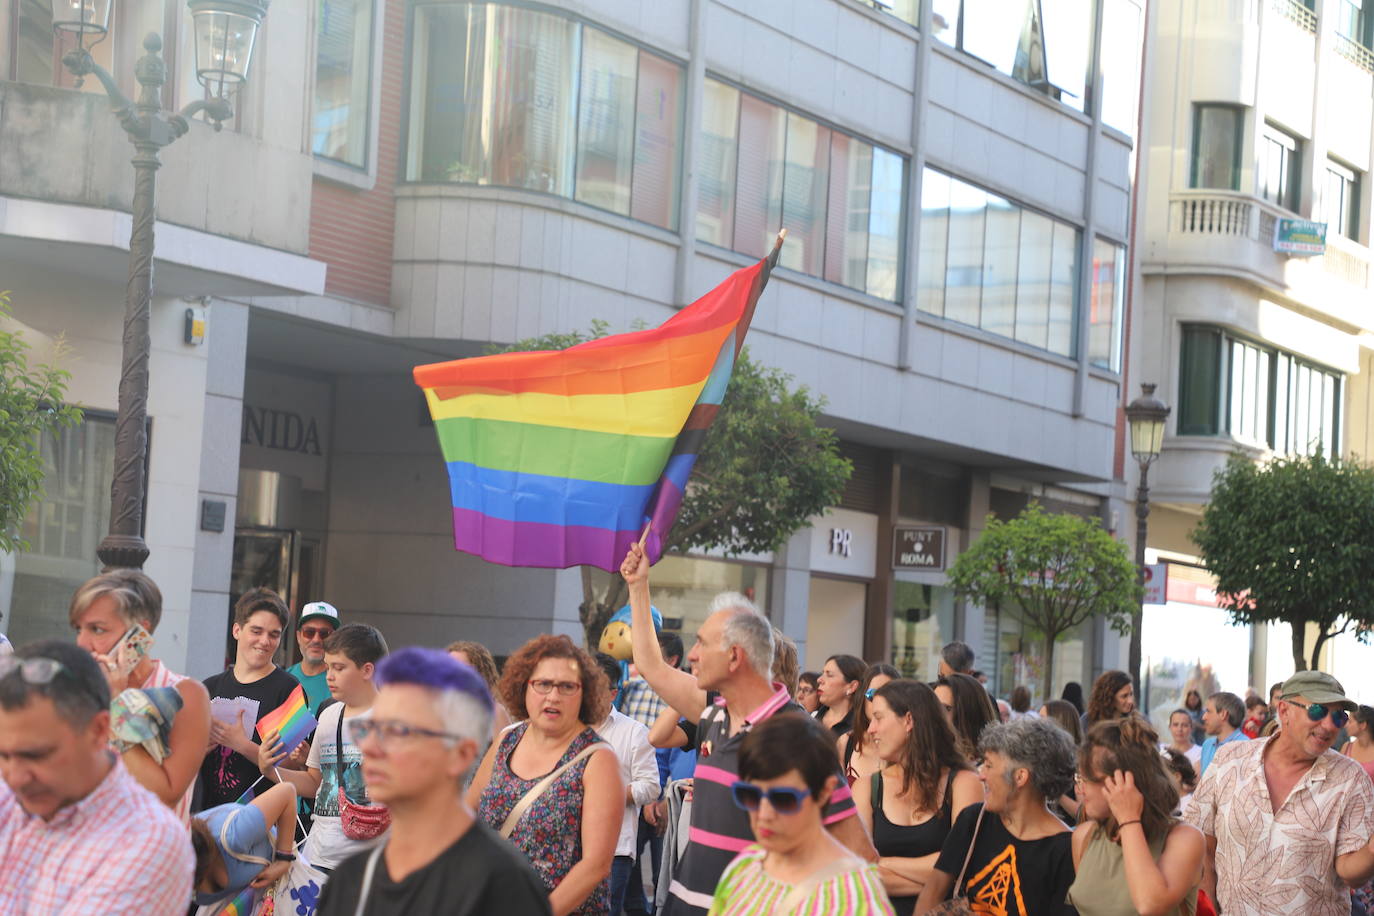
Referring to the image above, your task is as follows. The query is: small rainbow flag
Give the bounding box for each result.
[413,239,781,572]
[255,685,316,756]
[221,885,257,916]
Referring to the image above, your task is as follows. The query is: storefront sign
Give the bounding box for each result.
[1142,562,1167,604]
[1273,218,1327,256]
[241,370,332,491]
[892,526,946,571]
[809,508,878,578]
[829,528,853,557]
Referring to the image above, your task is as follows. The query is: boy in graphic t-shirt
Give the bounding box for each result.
[258,623,389,871]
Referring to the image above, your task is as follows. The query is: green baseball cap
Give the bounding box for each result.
[1280,671,1357,711]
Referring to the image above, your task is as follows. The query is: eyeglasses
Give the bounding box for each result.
[299,626,334,640]
[1286,699,1350,728]
[0,656,107,707]
[347,717,465,745]
[528,678,581,696]
[796,684,816,695]
[729,780,810,815]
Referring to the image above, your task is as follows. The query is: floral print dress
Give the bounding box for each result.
[477,722,609,915]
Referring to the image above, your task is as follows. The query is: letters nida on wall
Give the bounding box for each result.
[240,370,332,491]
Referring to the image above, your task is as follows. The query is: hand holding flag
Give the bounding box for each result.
[255,685,317,756]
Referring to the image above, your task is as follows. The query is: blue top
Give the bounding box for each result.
[1198,728,1249,776]
[193,803,274,905]
[286,662,331,713]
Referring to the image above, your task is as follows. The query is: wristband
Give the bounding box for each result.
[274,850,296,862]
[1118,819,1142,829]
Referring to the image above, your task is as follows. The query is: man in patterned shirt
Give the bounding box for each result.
[1185,670,1374,915]
[0,639,193,914]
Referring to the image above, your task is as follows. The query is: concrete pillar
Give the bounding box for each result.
[772,525,814,667]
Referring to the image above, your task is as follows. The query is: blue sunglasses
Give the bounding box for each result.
[729,781,809,815]
[1287,699,1350,728]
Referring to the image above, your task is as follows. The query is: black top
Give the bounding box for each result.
[813,706,853,738]
[933,803,1076,916]
[198,666,300,809]
[316,820,552,916]
[872,769,955,916]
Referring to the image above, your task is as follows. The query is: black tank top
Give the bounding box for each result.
[872,769,956,916]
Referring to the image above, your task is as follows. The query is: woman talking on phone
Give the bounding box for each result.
[71,569,210,823]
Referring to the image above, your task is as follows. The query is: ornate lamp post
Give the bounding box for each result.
[58,0,270,570]
[1124,382,1171,698]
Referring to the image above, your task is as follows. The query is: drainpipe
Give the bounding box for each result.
[673,0,708,307]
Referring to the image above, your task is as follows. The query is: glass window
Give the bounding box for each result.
[1047,222,1078,357]
[1259,122,1302,212]
[1088,239,1124,371]
[631,52,684,229]
[575,30,638,215]
[1191,105,1244,191]
[944,178,987,328]
[1337,0,1374,48]
[867,150,904,301]
[313,0,374,168]
[406,4,683,230]
[1014,210,1053,350]
[892,582,957,681]
[1178,326,1222,435]
[16,0,116,91]
[1324,160,1361,241]
[1,414,115,648]
[780,114,831,277]
[733,94,787,259]
[697,80,740,247]
[1099,0,1143,134]
[981,194,1020,340]
[824,135,874,292]
[1227,337,1271,447]
[917,170,952,317]
[1042,0,1091,112]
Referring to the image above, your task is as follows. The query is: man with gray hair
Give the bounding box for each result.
[0,639,193,913]
[938,640,975,677]
[620,543,875,916]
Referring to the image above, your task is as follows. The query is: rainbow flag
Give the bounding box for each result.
[413,240,781,571]
[220,886,257,916]
[255,685,316,756]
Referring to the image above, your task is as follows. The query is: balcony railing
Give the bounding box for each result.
[1336,33,1374,72]
[1172,194,1254,237]
[1272,0,1317,32]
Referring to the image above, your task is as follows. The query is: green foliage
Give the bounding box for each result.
[948,503,1141,689]
[0,292,82,553]
[493,322,851,645]
[1192,451,1374,670]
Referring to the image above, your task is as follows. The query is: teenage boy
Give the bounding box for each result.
[287,601,341,713]
[259,623,389,872]
[199,588,301,809]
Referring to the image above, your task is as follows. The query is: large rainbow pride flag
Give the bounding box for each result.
[413,239,782,572]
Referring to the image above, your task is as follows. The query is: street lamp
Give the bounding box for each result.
[1124,382,1171,699]
[59,0,271,570]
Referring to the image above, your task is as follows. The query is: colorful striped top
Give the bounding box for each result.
[707,845,895,916]
[142,661,193,825]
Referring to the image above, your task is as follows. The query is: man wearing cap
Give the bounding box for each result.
[288,601,340,714]
[1185,671,1374,915]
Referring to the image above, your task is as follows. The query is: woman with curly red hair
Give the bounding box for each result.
[467,634,624,916]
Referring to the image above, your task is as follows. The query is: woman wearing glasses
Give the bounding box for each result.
[852,680,981,916]
[468,635,624,916]
[708,712,894,915]
[1066,717,1203,916]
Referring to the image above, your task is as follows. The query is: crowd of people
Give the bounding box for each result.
[4,552,1374,915]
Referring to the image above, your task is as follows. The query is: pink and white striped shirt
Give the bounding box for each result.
[0,755,194,915]
[141,659,194,824]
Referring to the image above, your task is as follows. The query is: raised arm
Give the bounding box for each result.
[648,705,689,749]
[1101,771,1205,915]
[621,544,707,717]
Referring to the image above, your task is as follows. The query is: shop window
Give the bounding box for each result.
[1258,122,1302,212]
[1190,105,1244,191]
[891,582,957,680]
[988,604,1086,702]
[1,413,116,648]
[312,0,376,169]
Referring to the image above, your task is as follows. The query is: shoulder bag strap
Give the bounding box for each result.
[950,804,987,899]
[352,842,385,916]
[334,707,347,799]
[217,806,272,868]
[499,742,609,839]
[777,856,865,914]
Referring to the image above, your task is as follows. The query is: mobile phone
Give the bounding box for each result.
[111,624,153,676]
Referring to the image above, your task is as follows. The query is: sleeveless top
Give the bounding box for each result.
[141,660,193,825]
[192,803,273,906]
[477,722,609,916]
[871,769,956,916]
[1066,822,1197,916]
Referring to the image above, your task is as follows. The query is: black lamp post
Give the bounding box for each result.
[1124,382,1171,698]
[58,0,270,570]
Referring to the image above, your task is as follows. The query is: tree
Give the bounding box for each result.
[0,292,82,552]
[947,503,1140,692]
[1192,451,1374,672]
[493,323,852,646]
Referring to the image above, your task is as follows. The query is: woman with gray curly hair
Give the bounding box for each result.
[914,718,1078,915]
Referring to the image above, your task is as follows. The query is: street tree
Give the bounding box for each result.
[947,503,1140,692]
[494,322,852,646]
[1192,451,1374,671]
[0,292,82,553]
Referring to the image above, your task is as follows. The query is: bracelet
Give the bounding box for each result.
[273,850,296,862]
[1118,819,1142,829]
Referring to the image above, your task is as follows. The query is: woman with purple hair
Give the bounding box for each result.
[468,634,624,916]
[314,647,551,915]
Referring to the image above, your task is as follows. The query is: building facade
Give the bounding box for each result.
[1135,0,1374,710]
[2,0,1143,700]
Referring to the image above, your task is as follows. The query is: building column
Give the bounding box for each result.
[772,525,814,668]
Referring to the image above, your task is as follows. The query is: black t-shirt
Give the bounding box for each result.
[932,803,1076,916]
[199,666,300,809]
[316,820,552,916]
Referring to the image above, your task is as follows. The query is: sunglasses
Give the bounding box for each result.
[0,656,107,708]
[865,687,879,701]
[1287,699,1350,728]
[729,780,810,815]
[299,626,334,640]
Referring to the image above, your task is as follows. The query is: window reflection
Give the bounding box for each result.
[1088,238,1123,371]
[313,0,374,168]
[575,29,638,214]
